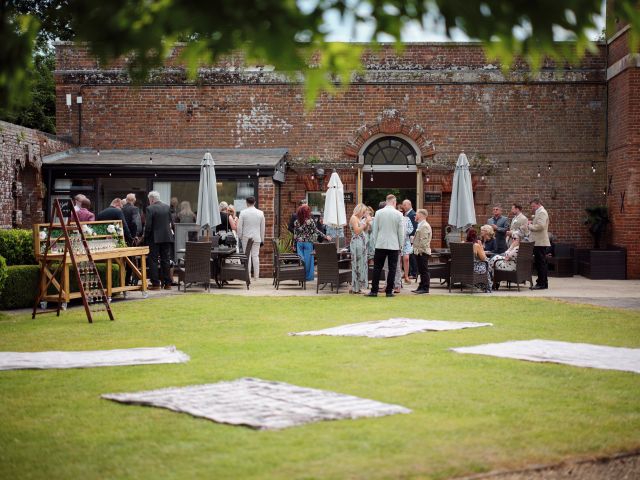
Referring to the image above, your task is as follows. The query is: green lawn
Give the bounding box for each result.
[0,295,639,480]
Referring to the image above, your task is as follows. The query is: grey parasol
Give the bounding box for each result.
[448,152,476,230]
[196,151,222,237]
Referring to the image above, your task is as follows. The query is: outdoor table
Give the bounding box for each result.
[35,246,150,307]
[210,246,236,288]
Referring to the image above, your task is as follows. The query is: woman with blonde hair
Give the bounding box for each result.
[349,203,371,294]
[176,201,196,223]
[480,224,497,253]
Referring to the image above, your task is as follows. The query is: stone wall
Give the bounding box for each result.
[0,121,72,229]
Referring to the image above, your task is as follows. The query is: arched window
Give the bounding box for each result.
[363,136,417,167]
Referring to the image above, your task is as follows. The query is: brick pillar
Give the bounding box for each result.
[607,28,640,278]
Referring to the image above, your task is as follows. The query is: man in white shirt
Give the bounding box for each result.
[237,196,265,279]
[367,194,404,298]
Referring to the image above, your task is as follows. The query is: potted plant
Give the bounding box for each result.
[584,206,609,249]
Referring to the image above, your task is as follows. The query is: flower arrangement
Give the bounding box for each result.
[107,223,126,248]
[82,224,97,236]
[39,229,48,241]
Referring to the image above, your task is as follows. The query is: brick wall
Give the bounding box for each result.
[0,121,72,229]
[55,42,626,276]
[607,28,640,278]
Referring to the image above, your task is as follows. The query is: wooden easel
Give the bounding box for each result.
[32,199,114,323]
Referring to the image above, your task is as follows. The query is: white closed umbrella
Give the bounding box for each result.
[448,152,476,230]
[196,152,221,237]
[323,171,347,229]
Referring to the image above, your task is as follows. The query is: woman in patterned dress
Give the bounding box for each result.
[489,231,521,289]
[400,206,415,284]
[293,204,318,281]
[466,228,492,293]
[349,203,371,294]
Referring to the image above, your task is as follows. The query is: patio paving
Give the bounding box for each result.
[137,275,640,310]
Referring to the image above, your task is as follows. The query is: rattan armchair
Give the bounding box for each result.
[271,239,306,290]
[219,238,253,289]
[493,241,535,291]
[315,242,351,294]
[448,242,489,293]
[176,241,212,292]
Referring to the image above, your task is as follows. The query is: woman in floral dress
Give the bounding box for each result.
[489,231,521,289]
[349,203,371,293]
[466,228,492,293]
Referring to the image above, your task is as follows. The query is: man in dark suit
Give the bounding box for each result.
[96,198,132,243]
[144,191,175,290]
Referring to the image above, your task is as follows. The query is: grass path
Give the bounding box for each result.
[0,295,639,479]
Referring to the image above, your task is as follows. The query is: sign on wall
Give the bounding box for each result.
[424,192,442,203]
[344,192,354,203]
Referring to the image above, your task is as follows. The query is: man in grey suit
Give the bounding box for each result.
[144,191,175,290]
[237,196,265,279]
[528,197,550,290]
[367,194,404,297]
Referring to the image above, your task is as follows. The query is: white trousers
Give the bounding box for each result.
[242,237,261,278]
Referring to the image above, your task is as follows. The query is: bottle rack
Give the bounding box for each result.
[32,199,115,323]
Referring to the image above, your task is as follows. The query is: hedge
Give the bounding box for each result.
[0,229,36,266]
[0,255,7,294]
[0,263,120,310]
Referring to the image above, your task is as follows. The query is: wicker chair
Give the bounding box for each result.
[448,242,489,293]
[315,242,351,294]
[271,239,306,290]
[547,243,575,277]
[219,238,253,289]
[493,241,535,291]
[176,241,212,292]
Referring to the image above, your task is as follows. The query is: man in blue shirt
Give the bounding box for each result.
[487,205,509,254]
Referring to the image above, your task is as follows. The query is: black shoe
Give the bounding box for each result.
[366,292,378,297]
[413,289,429,294]
[385,292,395,298]
[412,288,421,292]
[531,285,548,290]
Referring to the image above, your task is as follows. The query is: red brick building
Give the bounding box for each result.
[37,34,638,278]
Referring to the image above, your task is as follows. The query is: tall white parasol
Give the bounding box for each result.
[323,171,347,229]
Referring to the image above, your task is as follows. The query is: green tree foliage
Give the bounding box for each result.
[0,49,56,133]
[1,1,639,111]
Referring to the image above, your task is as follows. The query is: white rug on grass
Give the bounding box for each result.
[0,346,190,371]
[452,340,640,374]
[290,318,492,338]
[102,377,411,430]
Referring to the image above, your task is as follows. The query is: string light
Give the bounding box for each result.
[96,149,100,156]
[149,152,153,164]
[256,165,260,177]
[537,165,541,178]
[591,161,596,173]
[507,161,510,172]
[547,161,552,171]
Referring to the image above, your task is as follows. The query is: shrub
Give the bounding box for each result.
[0,263,121,310]
[0,265,39,310]
[0,255,7,293]
[0,229,36,266]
